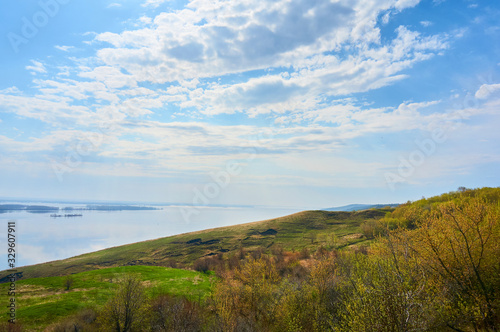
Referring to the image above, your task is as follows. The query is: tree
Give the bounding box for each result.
[64,275,74,291]
[337,250,431,332]
[411,197,500,331]
[98,275,148,332]
[213,256,282,331]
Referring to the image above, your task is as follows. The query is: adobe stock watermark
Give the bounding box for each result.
[50,131,104,182]
[385,128,447,191]
[179,120,292,224]
[48,69,167,182]
[179,161,244,223]
[50,116,120,182]
[7,0,71,54]
[385,77,496,191]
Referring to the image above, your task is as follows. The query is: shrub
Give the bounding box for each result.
[150,295,203,332]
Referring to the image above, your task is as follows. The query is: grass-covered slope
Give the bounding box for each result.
[1,209,392,280]
[0,265,214,331]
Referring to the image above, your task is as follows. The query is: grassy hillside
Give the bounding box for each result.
[1,209,391,281]
[0,265,214,331]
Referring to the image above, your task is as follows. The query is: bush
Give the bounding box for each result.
[97,275,148,332]
[45,308,97,332]
[0,322,23,332]
[150,295,203,332]
[193,258,211,273]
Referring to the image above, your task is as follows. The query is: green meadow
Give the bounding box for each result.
[1,266,215,331]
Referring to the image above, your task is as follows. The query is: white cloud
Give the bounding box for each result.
[420,20,433,27]
[0,86,22,94]
[475,83,500,99]
[139,16,153,24]
[165,24,448,117]
[78,66,138,89]
[55,45,74,52]
[84,0,449,119]
[142,0,170,8]
[35,78,114,102]
[395,0,421,10]
[93,0,434,85]
[25,60,47,74]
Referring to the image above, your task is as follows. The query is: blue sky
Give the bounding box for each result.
[0,0,499,209]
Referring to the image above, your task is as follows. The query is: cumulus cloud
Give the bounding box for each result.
[94,0,432,84]
[83,0,452,119]
[166,24,448,116]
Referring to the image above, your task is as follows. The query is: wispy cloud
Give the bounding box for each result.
[25,60,47,74]
[142,0,170,8]
[55,45,75,52]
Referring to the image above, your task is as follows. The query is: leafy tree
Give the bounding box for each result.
[411,196,500,331]
[336,250,431,332]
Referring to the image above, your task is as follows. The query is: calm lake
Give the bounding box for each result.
[0,203,300,270]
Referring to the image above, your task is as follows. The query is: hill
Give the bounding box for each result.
[0,209,392,281]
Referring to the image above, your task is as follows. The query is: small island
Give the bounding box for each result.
[0,204,161,216]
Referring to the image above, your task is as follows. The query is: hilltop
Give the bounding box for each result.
[324,203,400,211]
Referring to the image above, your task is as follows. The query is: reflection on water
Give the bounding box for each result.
[0,204,299,270]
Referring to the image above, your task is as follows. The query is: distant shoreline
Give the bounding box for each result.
[0,204,161,214]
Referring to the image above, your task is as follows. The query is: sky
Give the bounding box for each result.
[0,0,499,209]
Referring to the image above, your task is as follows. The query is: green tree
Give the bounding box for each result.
[337,250,431,332]
[411,196,500,331]
[64,275,74,291]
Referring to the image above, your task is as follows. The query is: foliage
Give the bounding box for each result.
[149,294,204,332]
[210,187,500,332]
[409,195,500,330]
